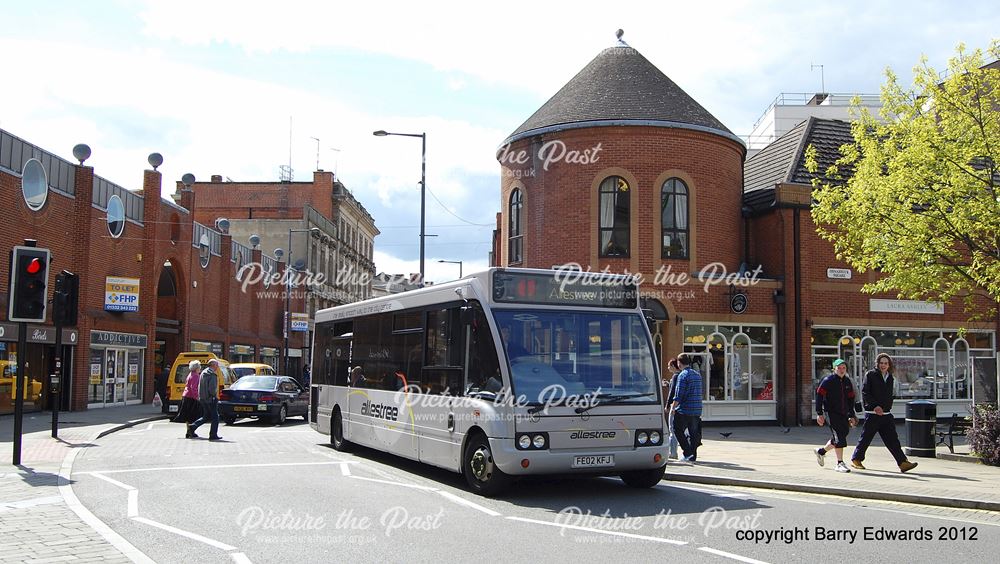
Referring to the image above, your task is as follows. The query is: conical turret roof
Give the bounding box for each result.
[504,43,738,147]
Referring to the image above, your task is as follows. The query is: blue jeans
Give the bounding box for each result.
[191,399,220,438]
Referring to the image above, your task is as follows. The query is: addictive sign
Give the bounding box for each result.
[105,277,140,312]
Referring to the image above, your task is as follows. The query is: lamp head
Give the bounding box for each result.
[372,130,389,137]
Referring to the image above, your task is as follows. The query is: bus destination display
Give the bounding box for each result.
[492,270,638,308]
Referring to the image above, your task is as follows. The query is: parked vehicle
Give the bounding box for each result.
[164,352,235,414]
[219,375,308,425]
[230,363,277,380]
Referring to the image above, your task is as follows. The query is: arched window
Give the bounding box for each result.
[508,189,523,264]
[661,178,689,259]
[598,176,630,257]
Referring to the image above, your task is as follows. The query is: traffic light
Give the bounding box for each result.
[53,270,79,326]
[8,246,51,322]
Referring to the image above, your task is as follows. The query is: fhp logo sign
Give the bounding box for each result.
[105,277,140,312]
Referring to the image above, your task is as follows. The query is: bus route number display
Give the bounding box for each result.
[492,271,638,308]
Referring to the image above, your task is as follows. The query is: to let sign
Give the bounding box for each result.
[105,277,140,312]
[290,313,310,332]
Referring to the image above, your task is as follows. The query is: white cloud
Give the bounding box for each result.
[373,250,489,286]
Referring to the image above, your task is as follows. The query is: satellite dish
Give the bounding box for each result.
[249,234,261,249]
[274,248,284,260]
[72,144,91,164]
[616,29,624,39]
[215,218,230,234]
[148,153,164,170]
[21,158,49,211]
[198,233,210,248]
[181,173,196,186]
[293,258,306,271]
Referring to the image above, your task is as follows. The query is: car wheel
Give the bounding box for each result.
[331,408,352,452]
[272,405,287,425]
[462,433,510,497]
[619,465,666,488]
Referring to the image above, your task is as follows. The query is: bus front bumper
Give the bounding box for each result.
[489,437,667,476]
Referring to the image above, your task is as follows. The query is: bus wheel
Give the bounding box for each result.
[619,465,666,488]
[462,434,510,497]
[331,409,352,452]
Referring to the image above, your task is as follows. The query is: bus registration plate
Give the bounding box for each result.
[572,455,614,468]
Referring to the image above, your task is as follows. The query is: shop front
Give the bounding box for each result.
[682,323,777,421]
[190,340,224,357]
[229,344,255,363]
[1,323,79,415]
[811,326,997,417]
[260,347,279,371]
[88,330,146,408]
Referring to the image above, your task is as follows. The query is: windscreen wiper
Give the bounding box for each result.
[574,392,656,415]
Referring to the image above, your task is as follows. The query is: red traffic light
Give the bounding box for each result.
[26,258,42,275]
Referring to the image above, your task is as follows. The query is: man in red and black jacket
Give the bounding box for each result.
[850,353,918,473]
[814,359,858,472]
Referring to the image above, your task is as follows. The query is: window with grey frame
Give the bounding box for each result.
[661,178,689,259]
[598,176,630,257]
[508,188,523,264]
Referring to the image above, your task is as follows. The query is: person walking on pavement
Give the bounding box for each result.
[190,359,223,441]
[179,360,203,437]
[850,353,917,472]
[814,359,859,473]
[664,358,681,460]
[671,353,703,462]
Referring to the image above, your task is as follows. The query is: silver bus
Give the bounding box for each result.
[309,268,666,495]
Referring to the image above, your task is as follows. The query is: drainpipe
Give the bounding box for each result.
[793,208,803,425]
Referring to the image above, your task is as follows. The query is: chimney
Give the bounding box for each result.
[211,175,223,183]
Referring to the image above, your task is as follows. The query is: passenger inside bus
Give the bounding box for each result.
[350,366,366,387]
[500,324,530,360]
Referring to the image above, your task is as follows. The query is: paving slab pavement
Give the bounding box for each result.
[664,423,1000,512]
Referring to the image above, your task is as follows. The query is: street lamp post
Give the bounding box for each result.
[373,130,426,284]
[437,259,463,279]
[284,227,319,376]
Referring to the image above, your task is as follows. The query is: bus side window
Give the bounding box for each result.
[466,306,501,394]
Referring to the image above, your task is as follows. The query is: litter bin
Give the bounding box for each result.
[904,400,936,458]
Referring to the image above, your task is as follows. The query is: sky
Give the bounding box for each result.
[2,1,998,284]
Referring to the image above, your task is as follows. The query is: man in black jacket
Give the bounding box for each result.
[814,359,858,472]
[850,353,918,472]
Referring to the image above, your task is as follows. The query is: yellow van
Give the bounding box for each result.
[230,363,277,380]
[164,352,236,414]
[0,360,43,403]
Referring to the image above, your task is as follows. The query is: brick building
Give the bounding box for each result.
[187,172,378,375]
[2,128,291,413]
[491,42,999,424]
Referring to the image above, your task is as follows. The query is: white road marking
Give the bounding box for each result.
[0,495,64,511]
[902,511,1000,527]
[231,552,254,564]
[506,516,687,545]
[698,546,771,564]
[435,490,501,516]
[340,464,352,476]
[90,473,136,491]
[347,475,438,491]
[132,516,237,551]
[127,490,139,518]
[76,460,355,475]
[59,441,156,563]
[122,422,160,436]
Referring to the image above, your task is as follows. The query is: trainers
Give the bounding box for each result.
[835,461,851,473]
[899,460,918,473]
[683,455,696,462]
[850,459,865,470]
[815,448,826,467]
[188,432,199,439]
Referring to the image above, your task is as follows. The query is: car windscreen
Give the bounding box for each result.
[231,376,278,390]
[232,367,256,379]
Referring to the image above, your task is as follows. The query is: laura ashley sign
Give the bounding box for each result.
[869,299,944,315]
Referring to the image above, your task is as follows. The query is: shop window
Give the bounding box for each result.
[660,178,688,259]
[598,176,630,257]
[508,189,523,264]
[954,339,970,400]
[731,334,751,400]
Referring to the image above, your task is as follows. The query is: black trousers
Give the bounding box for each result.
[674,413,702,460]
[852,413,906,465]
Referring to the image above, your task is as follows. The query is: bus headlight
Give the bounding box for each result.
[638,432,649,445]
[519,435,532,449]
[650,431,662,445]
[532,434,546,449]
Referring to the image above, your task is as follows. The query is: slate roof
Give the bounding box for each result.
[742,117,856,212]
[504,45,735,145]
